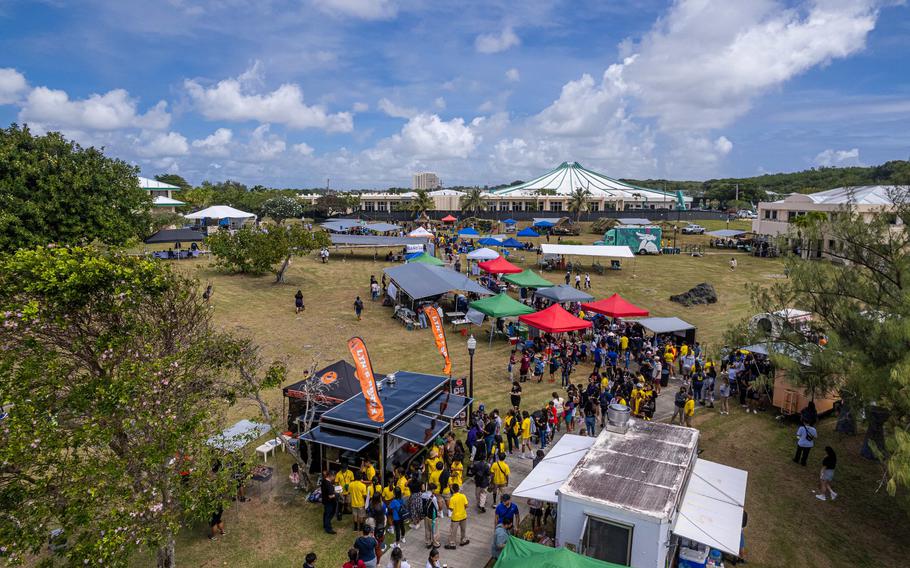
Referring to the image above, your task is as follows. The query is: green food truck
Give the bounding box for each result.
[599,225,662,254]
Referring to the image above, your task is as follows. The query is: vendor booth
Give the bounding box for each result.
[555,418,748,568]
[632,316,696,345]
[534,284,594,304]
[740,342,840,417]
[384,263,492,307]
[301,371,471,483]
[184,205,255,231]
[504,269,555,290]
[519,304,592,334]
[468,292,536,344]
[582,294,649,318]
[283,360,386,431]
[495,536,624,568]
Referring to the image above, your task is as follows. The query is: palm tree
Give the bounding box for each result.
[408,189,434,215]
[460,187,485,216]
[791,211,828,259]
[568,186,592,222]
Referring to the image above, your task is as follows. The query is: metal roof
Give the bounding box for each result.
[320,371,449,430]
[618,218,652,226]
[774,185,907,206]
[632,316,696,334]
[138,176,181,191]
[384,263,493,299]
[561,419,699,521]
[329,234,417,247]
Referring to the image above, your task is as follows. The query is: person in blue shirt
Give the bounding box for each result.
[494,494,520,533]
[491,517,513,561]
[353,526,378,568]
[607,348,619,368]
[389,487,407,546]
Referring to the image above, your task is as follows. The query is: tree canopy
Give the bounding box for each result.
[0,246,282,567]
[0,124,153,252]
[259,195,304,224]
[206,224,329,281]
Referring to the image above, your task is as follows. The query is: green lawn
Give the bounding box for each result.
[140,221,909,567]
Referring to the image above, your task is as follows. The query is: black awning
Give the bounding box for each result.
[389,413,448,446]
[144,228,206,244]
[302,426,375,452]
[420,391,471,420]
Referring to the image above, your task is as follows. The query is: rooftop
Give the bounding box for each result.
[773,185,907,206]
[138,176,180,191]
[560,419,698,521]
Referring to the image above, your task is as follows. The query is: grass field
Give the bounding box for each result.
[139,220,910,568]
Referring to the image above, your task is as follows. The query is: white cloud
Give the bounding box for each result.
[134,131,189,158]
[366,113,479,164]
[377,97,417,119]
[621,0,879,130]
[185,65,353,132]
[434,97,446,110]
[352,101,370,112]
[505,68,520,82]
[191,128,233,157]
[478,100,495,113]
[315,0,397,20]
[475,26,520,54]
[815,147,861,167]
[247,124,286,160]
[714,136,733,155]
[534,63,630,136]
[0,68,28,105]
[19,87,170,131]
[293,142,315,156]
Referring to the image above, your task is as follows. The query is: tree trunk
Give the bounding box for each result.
[156,535,175,568]
[275,255,292,283]
[861,406,890,460]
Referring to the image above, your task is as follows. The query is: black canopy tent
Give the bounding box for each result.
[631,316,697,345]
[144,227,206,244]
[282,360,386,431]
[301,370,471,484]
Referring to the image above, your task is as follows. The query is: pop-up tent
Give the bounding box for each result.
[384,263,492,304]
[185,205,255,221]
[494,536,624,568]
[469,293,535,318]
[466,247,500,261]
[458,227,480,236]
[440,214,458,223]
[500,237,524,248]
[517,227,540,237]
[519,303,592,333]
[581,294,649,318]
[478,237,503,246]
[502,218,517,225]
[535,284,594,304]
[503,269,554,289]
[408,227,434,238]
[478,257,522,274]
[406,252,444,266]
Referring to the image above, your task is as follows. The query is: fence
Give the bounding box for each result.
[321,209,729,223]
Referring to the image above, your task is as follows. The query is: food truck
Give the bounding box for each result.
[600,226,663,254]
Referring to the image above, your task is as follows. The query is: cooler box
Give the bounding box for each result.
[679,546,709,568]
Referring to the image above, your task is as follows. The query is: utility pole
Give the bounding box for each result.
[735,183,739,203]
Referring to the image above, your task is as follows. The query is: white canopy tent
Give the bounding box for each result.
[540,244,634,258]
[184,205,255,220]
[673,458,748,556]
[512,434,595,503]
[408,227,433,238]
[466,247,500,260]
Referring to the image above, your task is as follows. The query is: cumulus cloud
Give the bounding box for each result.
[367,113,479,162]
[815,147,861,167]
[19,87,170,131]
[352,101,370,112]
[191,128,233,157]
[534,63,630,136]
[247,124,286,160]
[0,68,28,105]
[293,142,315,156]
[315,0,397,20]
[134,131,189,158]
[621,0,879,130]
[505,68,520,82]
[185,65,353,132]
[475,26,520,54]
[377,97,418,119]
[714,136,733,155]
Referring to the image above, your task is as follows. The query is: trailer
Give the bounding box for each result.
[599,226,662,254]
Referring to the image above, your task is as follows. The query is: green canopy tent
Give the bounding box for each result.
[503,269,555,289]
[469,293,536,345]
[494,537,625,568]
[407,252,445,266]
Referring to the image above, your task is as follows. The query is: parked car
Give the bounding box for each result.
[737,210,757,219]
[681,224,706,235]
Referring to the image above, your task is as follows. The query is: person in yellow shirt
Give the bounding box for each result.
[382,479,396,504]
[360,458,376,485]
[425,450,441,481]
[630,384,643,416]
[334,464,354,520]
[519,411,533,459]
[684,392,696,428]
[395,468,411,498]
[445,484,470,549]
[450,459,464,488]
[680,343,689,357]
[348,472,368,532]
[490,453,511,503]
[429,461,443,498]
[620,335,629,352]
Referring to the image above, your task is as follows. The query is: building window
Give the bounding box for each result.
[788,211,806,222]
[377,202,387,212]
[582,516,632,566]
[512,201,522,212]
[150,190,170,198]
[363,202,375,212]
[590,203,599,212]
[550,201,563,212]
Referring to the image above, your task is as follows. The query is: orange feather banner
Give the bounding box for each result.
[347,337,385,423]
[423,306,452,376]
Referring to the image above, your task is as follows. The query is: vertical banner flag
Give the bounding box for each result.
[423,306,452,375]
[347,337,385,423]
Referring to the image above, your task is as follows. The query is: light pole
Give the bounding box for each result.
[467,335,476,422]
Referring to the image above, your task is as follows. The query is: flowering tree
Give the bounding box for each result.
[0,246,282,567]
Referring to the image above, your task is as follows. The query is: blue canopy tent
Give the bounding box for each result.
[533,220,556,228]
[517,227,540,237]
[501,237,525,248]
[458,227,480,237]
[502,218,517,225]
[478,237,503,246]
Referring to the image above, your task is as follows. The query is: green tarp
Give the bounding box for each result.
[503,269,555,289]
[407,252,444,266]
[469,293,536,318]
[494,537,625,568]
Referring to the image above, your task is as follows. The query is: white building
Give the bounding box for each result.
[413,172,441,190]
[359,189,464,212]
[139,176,184,214]
[752,185,905,259]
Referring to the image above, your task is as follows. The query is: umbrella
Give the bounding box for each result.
[407,252,444,266]
[581,293,649,318]
[519,304,592,334]
[502,218,517,225]
[458,227,480,236]
[478,237,503,246]
[500,237,524,248]
[466,248,500,261]
[517,227,540,237]
[535,284,594,303]
[503,269,554,289]
[478,257,522,274]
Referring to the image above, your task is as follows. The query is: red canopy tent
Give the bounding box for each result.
[478,257,522,274]
[440,214,458,223]
[581,293,649,318]
[519,304,592,334]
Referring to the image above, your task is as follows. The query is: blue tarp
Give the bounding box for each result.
[517,227,540,237]
[478,237,503,246]
[501,237,524,248]
[459,227,480,236]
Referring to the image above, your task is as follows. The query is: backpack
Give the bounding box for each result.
[422,495,438,518]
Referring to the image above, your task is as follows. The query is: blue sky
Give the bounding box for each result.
[1,0,909,188]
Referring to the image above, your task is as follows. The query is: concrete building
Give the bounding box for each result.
[752,185,905,259]
[412,172,441,190]
[359,189,464,212]
[139,176,184,214]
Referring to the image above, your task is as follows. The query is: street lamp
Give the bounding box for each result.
[467,335,477,421]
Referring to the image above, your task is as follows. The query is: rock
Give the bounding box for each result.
[669,282,717,307]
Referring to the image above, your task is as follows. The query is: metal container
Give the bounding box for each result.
[606,403,631,433]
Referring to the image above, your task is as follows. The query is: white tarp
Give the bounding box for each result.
[672,458,748,556]
[513,434,595,503]
[185,205,255,219]
[540,244,635,259]
[466,247,500,260]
